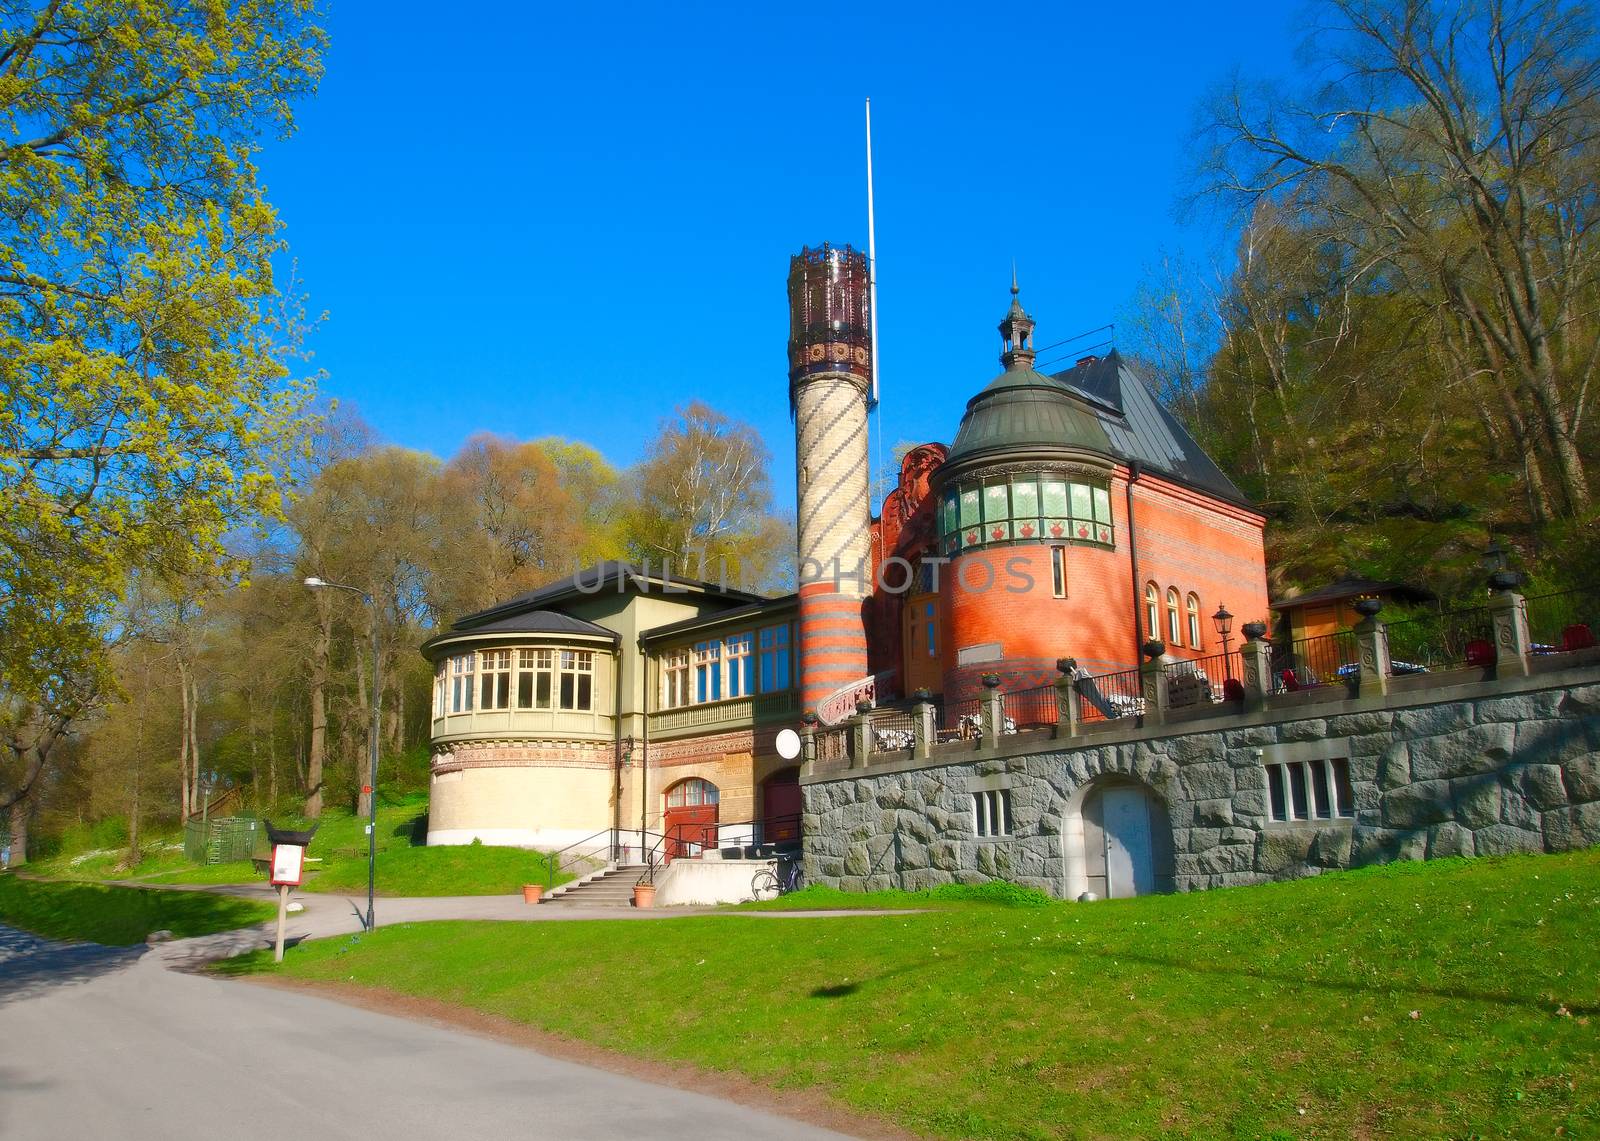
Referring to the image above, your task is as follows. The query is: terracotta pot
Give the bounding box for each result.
[632,883,656,908]
[521,883,543,904]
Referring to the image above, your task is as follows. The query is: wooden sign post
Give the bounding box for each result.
[263,820,317,964]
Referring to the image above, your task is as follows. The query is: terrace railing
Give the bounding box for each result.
[869,708,917,753]
[1383,605,1497,672]
[1162,651,1241,707]
[1001,684,1057,730]
[1075,666,1144,722]
[1270,631,1358,692]
[940,695,984,740]
[1521,586,1600,654]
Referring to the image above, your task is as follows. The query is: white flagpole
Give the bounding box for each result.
[865,97,880,408]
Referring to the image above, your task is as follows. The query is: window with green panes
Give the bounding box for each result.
[940,473,1114,552]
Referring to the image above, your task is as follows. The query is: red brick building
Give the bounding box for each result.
[864,282,1270,706]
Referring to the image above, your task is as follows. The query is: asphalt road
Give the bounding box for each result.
[0,923,853,1141]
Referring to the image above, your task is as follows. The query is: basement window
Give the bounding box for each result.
[1266,758,1354,822]
[972,789,1013,838]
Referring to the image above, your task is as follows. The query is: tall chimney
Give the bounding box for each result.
[787,243,873,713]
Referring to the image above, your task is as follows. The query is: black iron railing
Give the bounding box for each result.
[940,695,984,738]
[1001,685,1058,730]
[1383,606,1496,671]
[1162,651,1242,706]
[1521,586,1600,653]
[1075,666,1144,722]
[1269,632,1358,692]
[869,708,917,753]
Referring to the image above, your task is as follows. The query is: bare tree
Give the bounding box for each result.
[1201,0,1600,516]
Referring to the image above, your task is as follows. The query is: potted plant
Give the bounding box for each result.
[632,882,656,908]
[521,883,543,904]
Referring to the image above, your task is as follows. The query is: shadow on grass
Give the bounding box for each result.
[1041,942,1597,1017]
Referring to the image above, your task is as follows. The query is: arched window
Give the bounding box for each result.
[1187,594,1202,649]
[1167,589,1182,645]
[1145,582,1160,638]
[666,778,720,808]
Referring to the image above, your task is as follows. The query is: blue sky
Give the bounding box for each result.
[259,2,1300,512]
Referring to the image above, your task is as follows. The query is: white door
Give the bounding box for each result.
[1103,787,1154,898]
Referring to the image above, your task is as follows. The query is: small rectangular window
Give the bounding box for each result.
[1266,759,1354,823]
[924,601,937,656]
[972,790,1013,837]
[1050,547,1067,598]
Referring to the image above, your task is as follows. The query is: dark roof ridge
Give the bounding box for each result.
[456,560,766,628]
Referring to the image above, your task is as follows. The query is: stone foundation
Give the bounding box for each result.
[802,668,1600,895]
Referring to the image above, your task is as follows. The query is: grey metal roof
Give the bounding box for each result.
[454,610,620,639]
[1051,352,1252,507]
[946,364,1113,464]
[456,560,766,629]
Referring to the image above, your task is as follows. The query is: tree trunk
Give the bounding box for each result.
[177,659,193,820]
[8,798,29,866]
[305,598,332,817]
[352,627,373,821]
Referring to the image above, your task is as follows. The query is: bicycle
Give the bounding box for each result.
[750,857,804,901]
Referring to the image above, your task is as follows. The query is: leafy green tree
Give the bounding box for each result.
[0,0,324,856]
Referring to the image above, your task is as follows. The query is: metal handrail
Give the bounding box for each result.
[535,826,621,888]
[633,813,803,887]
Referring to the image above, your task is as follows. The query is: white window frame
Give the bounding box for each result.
[479,648,512,711]
[1187,594,1202,649]
[662,649,691,709]
[725,632,753,698]
[450,653,475,713]
[559,649,593,711]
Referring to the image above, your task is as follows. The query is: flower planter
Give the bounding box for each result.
[521,883,543,905]
[632,883,656,908]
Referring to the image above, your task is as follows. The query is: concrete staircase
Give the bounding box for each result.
[542,864,648,908]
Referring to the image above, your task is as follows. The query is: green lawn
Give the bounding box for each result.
[27,796,578,898]
[303,843,575,897]
[0,875,275,945]
[221,849,1600,1140]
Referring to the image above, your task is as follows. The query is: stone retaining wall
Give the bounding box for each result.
[801,668,1600,895]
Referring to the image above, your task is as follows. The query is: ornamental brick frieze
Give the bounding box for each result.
[648,728,757,766]
[431,739,612,774]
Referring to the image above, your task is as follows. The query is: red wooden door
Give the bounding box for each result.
[663,778,719,860]
[762,768,802,847]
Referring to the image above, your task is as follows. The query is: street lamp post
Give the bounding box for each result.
[1213,604,1235,677]
[304,576,380,932]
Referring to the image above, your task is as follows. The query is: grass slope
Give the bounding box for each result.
[0,875,275,945]
[223,850,1600,1140]
[303,843,575,897]
[29,796,575,898]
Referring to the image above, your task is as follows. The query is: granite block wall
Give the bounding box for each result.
[802,677,1600,896]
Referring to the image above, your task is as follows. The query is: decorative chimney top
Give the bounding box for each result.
[999,268,1036,370]
[787,243,872,396]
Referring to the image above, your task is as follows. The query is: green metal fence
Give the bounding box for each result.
[183,816,262,865]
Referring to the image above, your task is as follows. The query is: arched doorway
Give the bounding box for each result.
[760,767,802,848]
[663,778,719,860]
[1063,777,1174,899]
